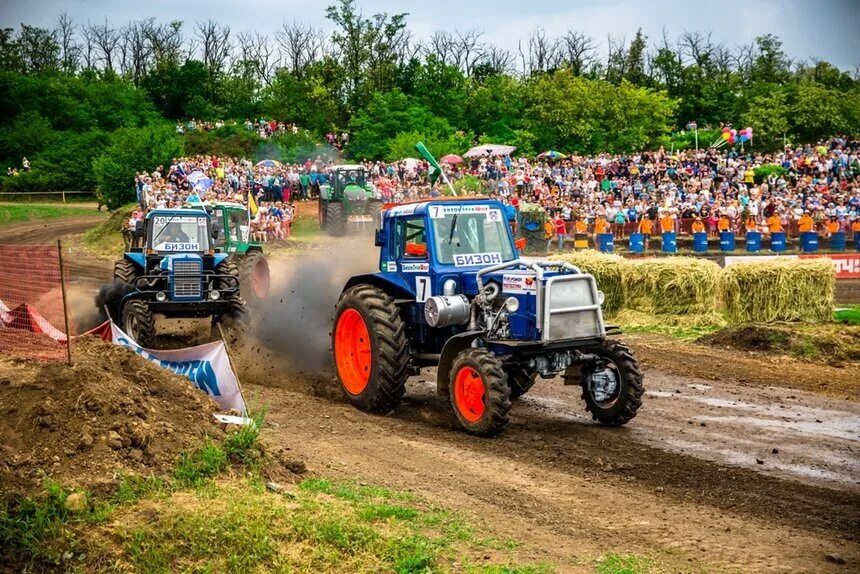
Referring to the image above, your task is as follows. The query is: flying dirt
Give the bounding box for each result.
[253,242,378,375]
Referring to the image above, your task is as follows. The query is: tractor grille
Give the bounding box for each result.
[541,274,604,341]
[172,260,202,299]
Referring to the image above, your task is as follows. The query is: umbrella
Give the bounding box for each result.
[440,154,463,164]
[538,150,566,159]
[463,144,517,158]
[255,159,282,168]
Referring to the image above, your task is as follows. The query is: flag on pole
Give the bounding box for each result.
[186,192,204,206]
[415,142,443,186]
[247,190,258,217]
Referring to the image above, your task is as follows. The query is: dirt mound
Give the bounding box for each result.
[0,337,220,495]
[699,324,860,365]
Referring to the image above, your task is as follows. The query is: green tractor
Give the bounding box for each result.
[318,165,383,236]
[205,202,271,305]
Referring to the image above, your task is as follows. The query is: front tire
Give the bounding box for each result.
[324,202,346,236]
[218,296,250,345]
[449,348,511,436]
[121,300,155,348]
[570,339,644,426]
[332,285,408,413]
[368,200,383,230]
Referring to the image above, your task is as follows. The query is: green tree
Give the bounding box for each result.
[791,82,847,142]
[93,123,183,209]
[740,89,789,148]
[347,89,455,159]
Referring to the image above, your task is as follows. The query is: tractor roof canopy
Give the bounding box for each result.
[146,208,209,220]
[331,164,365,171]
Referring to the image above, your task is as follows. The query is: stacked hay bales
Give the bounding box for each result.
[625,257,722,314]
[720,259,835,323]
[551,252,626,313]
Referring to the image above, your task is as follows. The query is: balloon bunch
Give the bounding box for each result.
[711,126,753,148]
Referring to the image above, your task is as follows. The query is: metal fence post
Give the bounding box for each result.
[57,239,73,366]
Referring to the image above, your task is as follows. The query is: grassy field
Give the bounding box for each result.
[835,304,860,325]
[0,202,99,225]
[0,413,556,573]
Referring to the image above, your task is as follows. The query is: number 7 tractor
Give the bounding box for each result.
[331,198,644,436]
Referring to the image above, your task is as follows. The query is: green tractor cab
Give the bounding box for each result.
[318,165,383,236]
[205,202,270,305]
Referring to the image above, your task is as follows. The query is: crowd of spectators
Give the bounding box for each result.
[175,118,304,139]
[132,137,860,246]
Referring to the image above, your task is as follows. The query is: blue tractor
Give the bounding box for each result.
[332,198,644,436]
[108,209,248,348]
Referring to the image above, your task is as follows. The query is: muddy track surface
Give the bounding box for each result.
[0,215,105,245]
[248,359,859,573]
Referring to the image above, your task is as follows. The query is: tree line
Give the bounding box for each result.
[1,0,858,200]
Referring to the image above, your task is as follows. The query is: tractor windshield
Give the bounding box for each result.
[150,215,210,253]
[336,169,366,188]
[429,205,515,265]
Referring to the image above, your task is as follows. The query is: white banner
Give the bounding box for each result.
[110,322,245,413]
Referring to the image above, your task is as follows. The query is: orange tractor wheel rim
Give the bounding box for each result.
[334,308,372,394]
[453,366,485,422]
[252,259,270,298]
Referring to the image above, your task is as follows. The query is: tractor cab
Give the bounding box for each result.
[205,202,253,254]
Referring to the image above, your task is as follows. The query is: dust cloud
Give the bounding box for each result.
[251,241,379,376]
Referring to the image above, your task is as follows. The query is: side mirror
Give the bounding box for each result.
[405,242,428,257]
[374,228,385,247]
[515,238,526,251]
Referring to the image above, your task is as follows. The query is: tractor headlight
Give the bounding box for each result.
[209,290,221,300]
[156,291,167,302]
[442,279,457,296]
[597,290,605,305]
[504,296,519,313]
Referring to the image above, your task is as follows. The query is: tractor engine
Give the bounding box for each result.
[424,260,606,378]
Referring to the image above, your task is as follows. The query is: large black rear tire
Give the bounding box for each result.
[114,259,138,285]
[332,284,408,413]
[507,369,538,400]
[570,339,644,426]
[237,251,269,305]
[368,200,383,230]
[325,201,347,236]
[449,348,511,437]
[121,299,155,348]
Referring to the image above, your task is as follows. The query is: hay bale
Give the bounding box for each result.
[550,251,627,314]
[625,257,722,314]
[720,259,834,323]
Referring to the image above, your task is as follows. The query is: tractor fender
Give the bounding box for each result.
[124,252,146,268]
[343,273,414,300]
[437,331,484,398]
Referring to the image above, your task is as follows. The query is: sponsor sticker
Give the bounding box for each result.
[429,204,493,218]
[156,242,200,252]
[502,274,536,294]
[388,203,418,216]
[401,262,429,273]
[385,261,397,272]
[153,216,205,226]
[453,252,502,267]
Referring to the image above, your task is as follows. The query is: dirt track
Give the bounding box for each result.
[3,216,858,572]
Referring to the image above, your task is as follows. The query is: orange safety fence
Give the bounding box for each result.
[0,244,73,363]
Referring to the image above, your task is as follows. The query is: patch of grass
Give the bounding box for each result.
[835,305,860,325]
[82,203,134,256]
[595,553,654,574]
[0,478,72,564]
[0,202,97,225]
[171,439,230,487]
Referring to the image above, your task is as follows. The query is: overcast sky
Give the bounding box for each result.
[2,0,858,70]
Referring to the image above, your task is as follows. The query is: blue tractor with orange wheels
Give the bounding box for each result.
[331,198,644,436]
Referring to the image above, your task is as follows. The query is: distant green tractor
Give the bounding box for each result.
[318,165,383,236]
[206,202,270,305]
